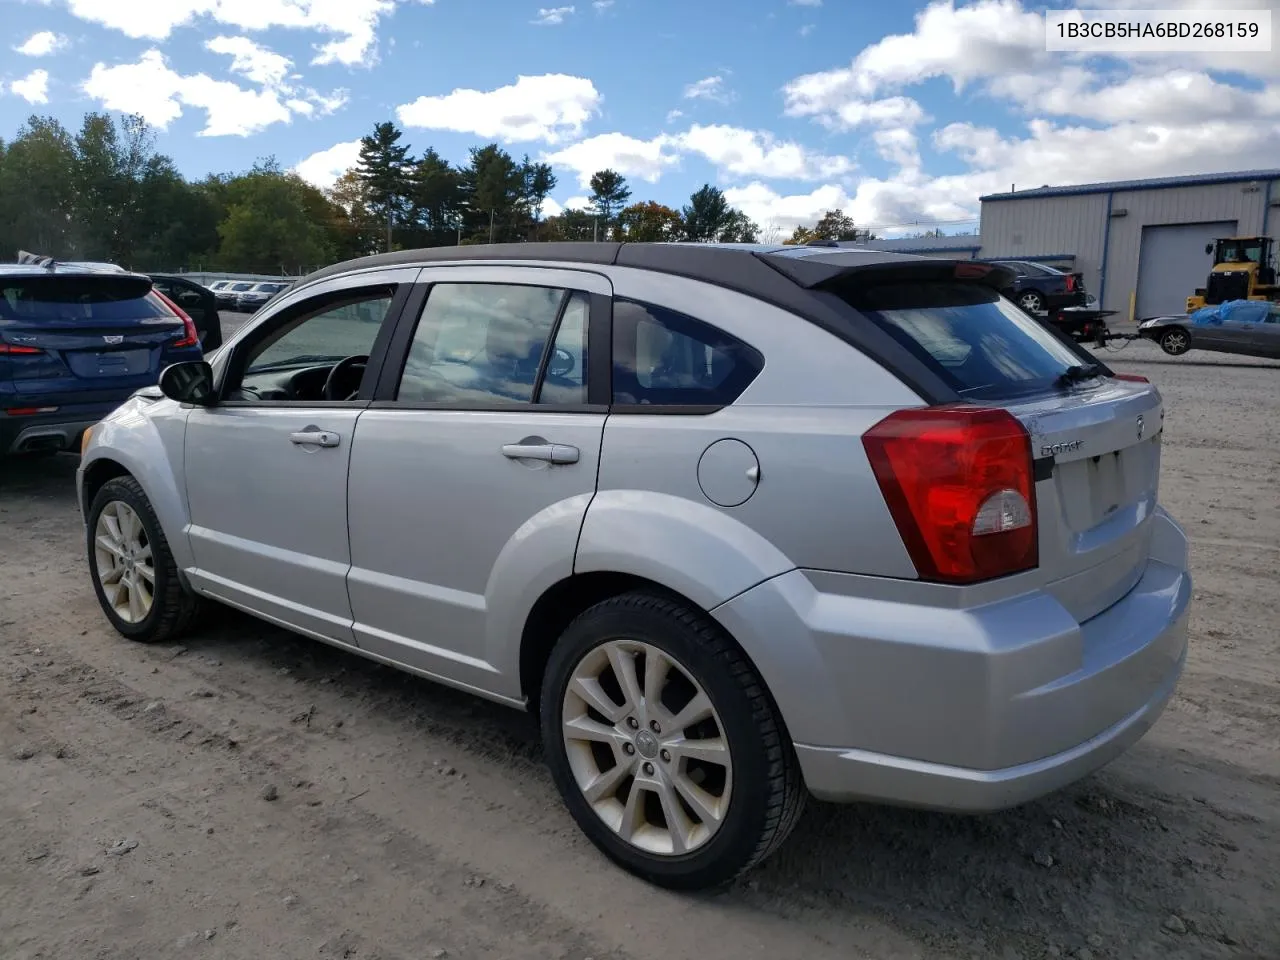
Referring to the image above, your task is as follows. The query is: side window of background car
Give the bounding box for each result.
[225,290,395,402]
[611,299,763,407]
[396,283,587,406]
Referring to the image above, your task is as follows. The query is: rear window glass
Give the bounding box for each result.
[836,281,1087,401]
[0,276,170,322]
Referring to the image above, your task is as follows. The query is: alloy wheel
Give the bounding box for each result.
[561,639,733,857]
[93,500,155,624]
[1019,292,1043,313]
[1162,330,1189,355]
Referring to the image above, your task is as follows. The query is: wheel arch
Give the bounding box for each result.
[520,571,726,718]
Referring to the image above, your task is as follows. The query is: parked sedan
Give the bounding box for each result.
[234,281,292,314]
[1139,306,1280,358]
[980,259,1088,315]
[77,242,1190,890]
[214,281,257,310]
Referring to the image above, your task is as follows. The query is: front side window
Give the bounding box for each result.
[396,282,583,405]
[611,299,763,407]
[222,289,396,402]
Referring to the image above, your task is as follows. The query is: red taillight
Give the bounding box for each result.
[1114,373,1149,383]
[154,290,200,348]
[4,407,58,416]
[1066,274,1076,292]
[0,343,42,355]
[863,405,1038,584]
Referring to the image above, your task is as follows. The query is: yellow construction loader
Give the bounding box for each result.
[1186,236,1279,312]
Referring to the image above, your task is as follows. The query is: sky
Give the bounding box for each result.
[1,0,1278,238]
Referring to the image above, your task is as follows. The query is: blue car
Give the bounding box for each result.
[1,259,204,457]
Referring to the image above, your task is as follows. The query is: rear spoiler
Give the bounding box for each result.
[755,252,1018,293]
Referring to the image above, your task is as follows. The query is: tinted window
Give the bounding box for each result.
[246,293,393,373]
[612,299,763,407]
[228,282,255,292]
[835,281,1086,401]
[0,276,170,322]
[397,283,571,405]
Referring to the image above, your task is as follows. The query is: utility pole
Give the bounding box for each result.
[386,209,393,253]
[489,210,495,243]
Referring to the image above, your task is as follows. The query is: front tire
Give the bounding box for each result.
[1160,327,1191,356]
[87,476,200,643]
[540,591,805,890]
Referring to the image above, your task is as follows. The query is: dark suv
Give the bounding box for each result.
[1,262,203,456]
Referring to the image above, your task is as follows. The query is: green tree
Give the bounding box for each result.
[522,157,556,236]
[615,201,683,242]
[542,207,597,242]
[587,169,631,228]
[681,184,730,242]
[356,121,412,252]
[329,168,383,258]
[811,208,871,242]
[0,115,78,257]
[460,143,526,243]
[216,159,342,273]
[408,147,464,245]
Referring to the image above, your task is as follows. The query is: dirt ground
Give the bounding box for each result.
[1,337,1278,960]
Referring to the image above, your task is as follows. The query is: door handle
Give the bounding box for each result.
[502,442,579,464]
[290,430,341,448]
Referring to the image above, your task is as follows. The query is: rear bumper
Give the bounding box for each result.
[795,639,1184,810]
[0,403,122,455]
[713,508,1191,813]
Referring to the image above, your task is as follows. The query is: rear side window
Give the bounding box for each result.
[612,299,762,407]
[836,281,1086,401]
[0,276,169,322]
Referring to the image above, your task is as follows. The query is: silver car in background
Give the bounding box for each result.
[1139,307,1280,358]
[76,242,1191,890]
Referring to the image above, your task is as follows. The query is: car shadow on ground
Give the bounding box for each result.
[162,604,1253,958]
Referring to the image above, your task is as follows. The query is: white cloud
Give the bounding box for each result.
[674,124,853,180]
[82,49,293,136]
[723,182,855,234]
[545,132,681,187]
[683,75,730,103]
[591,0,612,9]
[531,5,574,25]
[15,30,68,56]
[665,108,683,123]
[789,0,821,5]
[872,127,920,171]
[294,139,362,188]
[10,69,51,104]
[564,195,591,210]
[59,0,428,66]
[397,73,600,144]
[540,197,564,218]
[206,35,293,87]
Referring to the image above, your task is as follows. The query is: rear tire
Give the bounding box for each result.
[1160,327,1191,356]
[1017,290,1045,314]
[540,591,805,890]
[87,476,200,643]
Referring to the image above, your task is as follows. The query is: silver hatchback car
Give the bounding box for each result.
[77,243,1191,890]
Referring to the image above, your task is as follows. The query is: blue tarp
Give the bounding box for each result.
[1190,299,1274,326]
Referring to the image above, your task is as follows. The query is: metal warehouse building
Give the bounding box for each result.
[981,170,1280,321]
[863,168,1280,322]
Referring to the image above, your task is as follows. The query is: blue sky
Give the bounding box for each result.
[2,0,1277,236]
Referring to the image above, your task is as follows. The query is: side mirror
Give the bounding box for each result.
[1205,243,1213,255]
[547,346,575,378]
[159,360,216,405]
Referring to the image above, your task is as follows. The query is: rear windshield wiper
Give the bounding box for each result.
[1055,363,1102,388]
